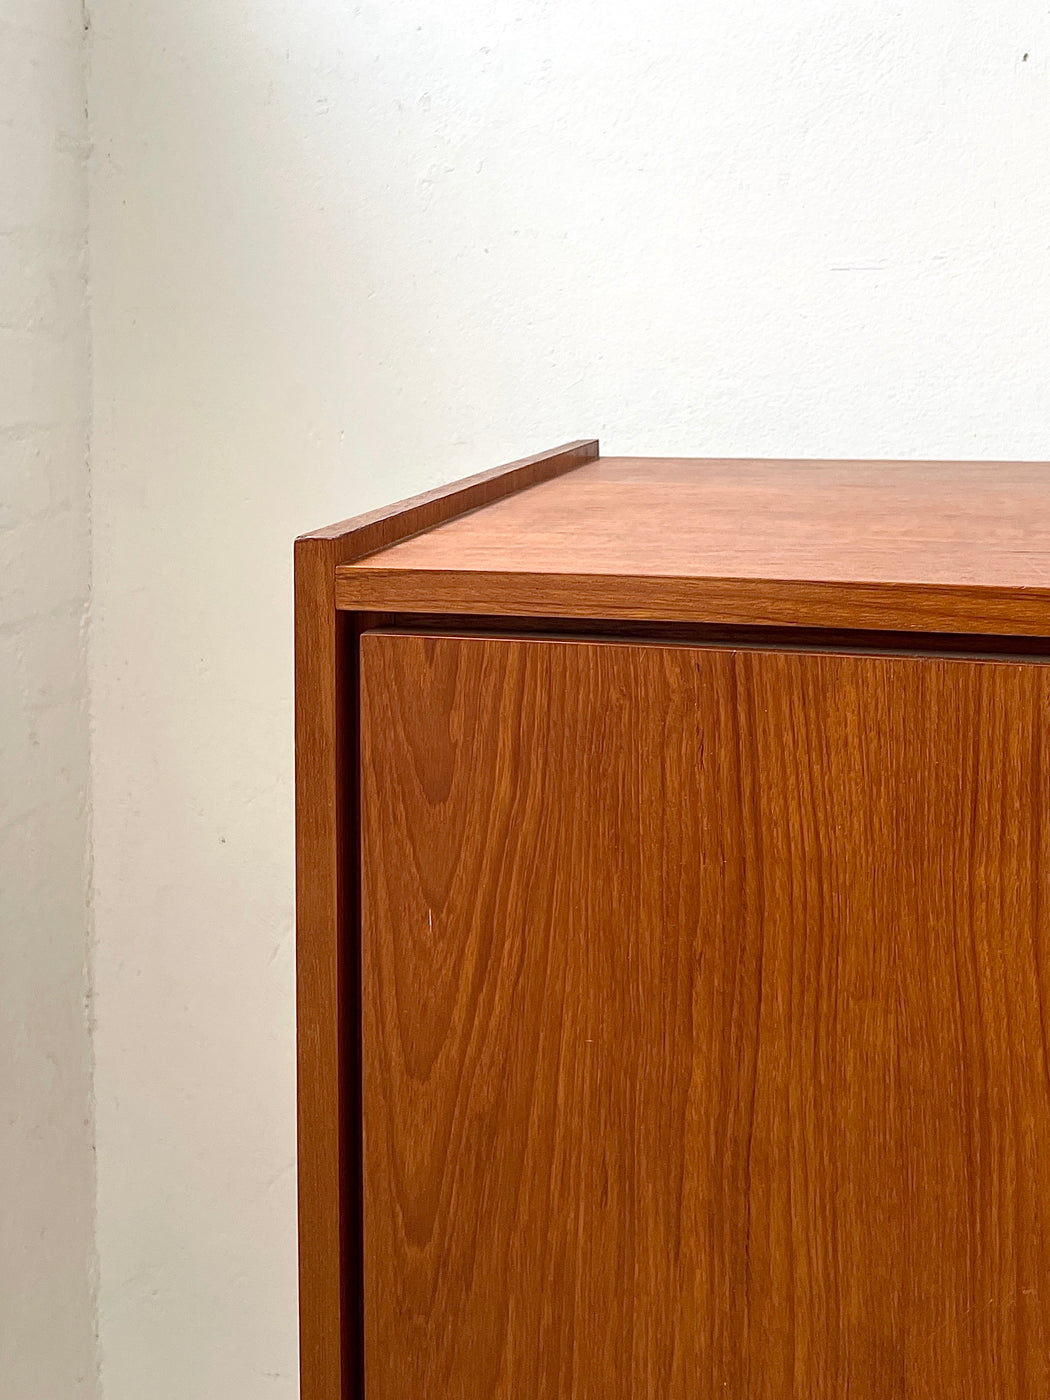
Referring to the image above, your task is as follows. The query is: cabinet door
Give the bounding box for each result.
[359,631,1050,1400]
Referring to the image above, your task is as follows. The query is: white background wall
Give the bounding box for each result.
[82,1,1050,1397]
[0,0,94,1395]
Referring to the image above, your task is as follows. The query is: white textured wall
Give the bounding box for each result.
[86,2,1050,1397]
[0,0,95,1396]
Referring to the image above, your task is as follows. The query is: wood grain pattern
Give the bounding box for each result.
[337,457,1050,634]
[296,442,595,1400]
[337,567,1050,635]
[359,630,1050,1399]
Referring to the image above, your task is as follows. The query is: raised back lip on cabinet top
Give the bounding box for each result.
[326,446,1050,636]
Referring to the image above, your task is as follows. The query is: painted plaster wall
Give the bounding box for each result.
[0,0,95,1394]
[86,2,1050,1396]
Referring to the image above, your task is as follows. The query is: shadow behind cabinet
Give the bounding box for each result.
[296,440,1050,1400]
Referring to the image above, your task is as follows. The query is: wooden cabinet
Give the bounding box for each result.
[296,442,1050,1400]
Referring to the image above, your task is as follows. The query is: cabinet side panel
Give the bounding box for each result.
[359,634,1050,1399]
[296,537,356,1400]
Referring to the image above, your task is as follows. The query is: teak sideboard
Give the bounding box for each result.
[296,441,1050,1400]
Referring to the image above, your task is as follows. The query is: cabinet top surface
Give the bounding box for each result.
[346,456,1050,588]
[332,453,1050,634]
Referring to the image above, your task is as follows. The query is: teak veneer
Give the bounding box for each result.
[297,441,1050,1400]
[335,455,1050,634]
